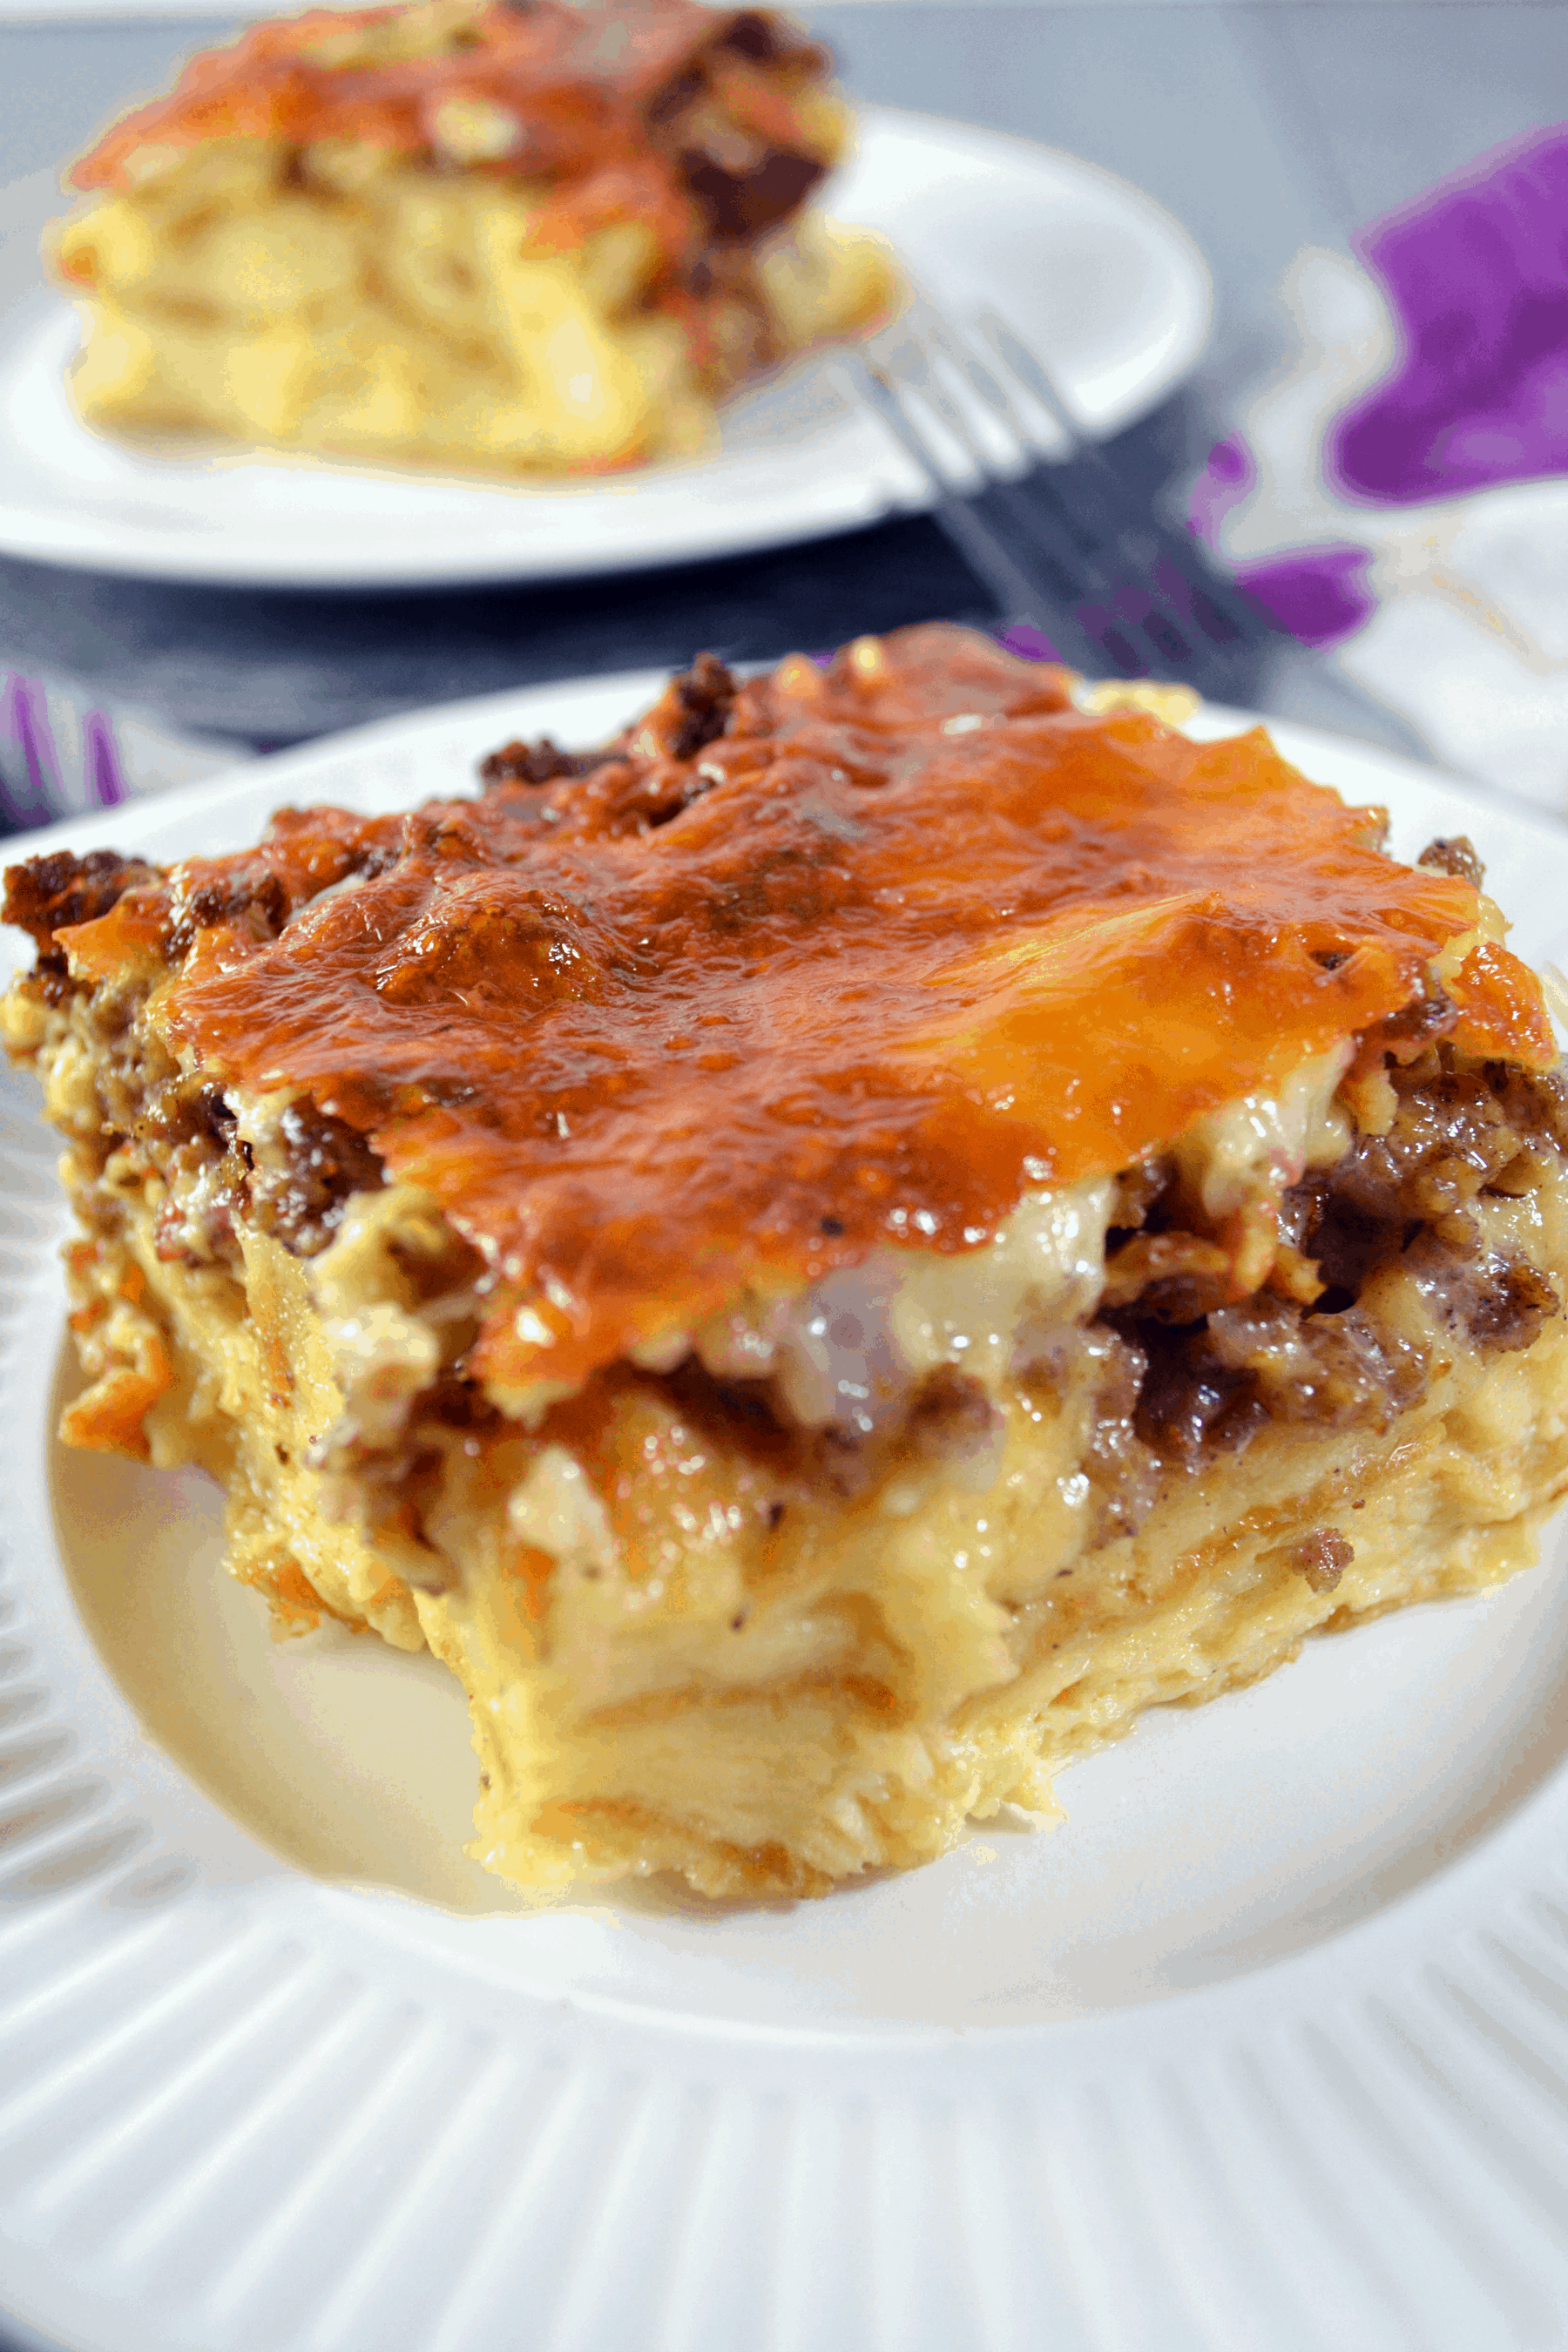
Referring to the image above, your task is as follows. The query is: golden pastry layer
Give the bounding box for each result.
[6,627,1567,1898]
[51,0,895,473]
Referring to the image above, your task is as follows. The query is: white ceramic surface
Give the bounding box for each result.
[3,678,1568,2351]
[0,111,1211,587]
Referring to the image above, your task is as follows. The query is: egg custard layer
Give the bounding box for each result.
[52,0,894,473]
[7,625,1568,1899]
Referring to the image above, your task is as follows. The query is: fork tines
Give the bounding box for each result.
[839,289,1276,700]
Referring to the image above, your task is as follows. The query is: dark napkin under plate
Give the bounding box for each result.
[0,510,991,754]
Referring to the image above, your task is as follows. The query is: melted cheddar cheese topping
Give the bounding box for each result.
[61,625,1553,1409]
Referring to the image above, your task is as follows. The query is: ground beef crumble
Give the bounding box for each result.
[10,838,1565,1531]
[3,848,152,947]
[479,736,612,789]
[248,1103,388,1255]
[3,849,156,1006]
[1105,1045,1567,1489]
[1292,1529,1355,1592]
[105,1027,1568,1523]
[663,652,740,760]
[1417,834,1486,889]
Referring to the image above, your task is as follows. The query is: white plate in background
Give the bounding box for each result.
[3,679,1568,2351]
[0,110,1211,587]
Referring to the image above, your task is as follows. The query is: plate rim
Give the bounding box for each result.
[9,666,1568,1978]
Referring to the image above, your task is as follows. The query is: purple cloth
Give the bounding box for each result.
[1187,121,1568,651]
[1187,434,1377,650]
[1332,124,1568,503]
[1231,548,1378,649]
[1188,431,1254,546]
[0,676,129,827]
[0,675,59,829]
[998,620,1064,665]
[83,711,127,808]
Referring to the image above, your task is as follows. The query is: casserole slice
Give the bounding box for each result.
[8,625,1566,1897]
[52,0,894,474]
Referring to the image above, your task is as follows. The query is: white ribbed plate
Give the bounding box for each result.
[0,111,1210,587]
[4,677,1568,2352]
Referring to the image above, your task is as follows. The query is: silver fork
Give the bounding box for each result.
[835,287,1287,701]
